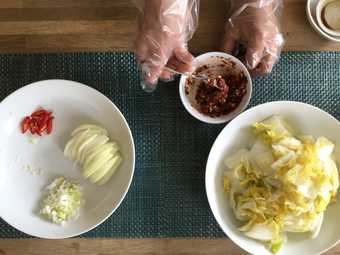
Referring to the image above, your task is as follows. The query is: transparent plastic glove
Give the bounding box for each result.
[134,0,199,92]
[222,0,284,76]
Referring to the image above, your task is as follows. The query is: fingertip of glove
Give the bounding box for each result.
[139,68,159,92]
[159,76,175,83]
[245,53,262,70]
[221,38,236,54]
[159,70,174,82]
[250,63,273,77]
[188,65,195,73]
[140,79,157,93]
[174,48,194,64]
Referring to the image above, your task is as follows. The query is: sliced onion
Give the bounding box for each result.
[88,156,117,183]
[64,124,123,185]
[97,154,122,186]
[80,135,109,164]
[71,124,108,137]
[84,143,116,169]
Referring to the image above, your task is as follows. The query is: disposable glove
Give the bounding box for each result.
[222,0,284,76]
[134,0,199,92]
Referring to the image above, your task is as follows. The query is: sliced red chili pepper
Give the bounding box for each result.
[42,114,50,124]
[29,120,37,134]
[33,118,41,135]
[33,112,48,131]
[21,116,31,134]
[46,117,54,134]
[22,108,54,136]
[31,109,48,118]
[31,117,43,127]
[39,123,47,133]
[36,129,42,136]
[35,114,49,127]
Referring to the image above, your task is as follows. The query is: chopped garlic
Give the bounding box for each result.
[23,164,44,176]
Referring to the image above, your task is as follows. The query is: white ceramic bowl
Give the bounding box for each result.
[316,0,340,37]
[179,52,252,124]
[306,0,340,42]
[206,101,340,255]
[0,80,135,239]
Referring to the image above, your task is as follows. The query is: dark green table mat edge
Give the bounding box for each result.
[0,51,339,238]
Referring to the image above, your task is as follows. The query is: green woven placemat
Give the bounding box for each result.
[0,52,339,238]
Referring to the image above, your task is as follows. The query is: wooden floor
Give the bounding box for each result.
[0,0,338,53]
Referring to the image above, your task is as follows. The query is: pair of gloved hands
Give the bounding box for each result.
[134,0,284,91]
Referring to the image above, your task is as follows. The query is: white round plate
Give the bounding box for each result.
[206,101,340,255]
[0,80,135,239]
[306,0,340,42]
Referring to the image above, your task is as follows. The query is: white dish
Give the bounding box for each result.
[179,52,252,124]
[0,80,135,239]
[306,0,340,42]
[316,0,340,37]
[206,101,340,255]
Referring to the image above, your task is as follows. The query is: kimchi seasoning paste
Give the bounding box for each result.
[185,61,247,118]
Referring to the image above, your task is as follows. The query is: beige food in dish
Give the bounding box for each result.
[64,124,122,185]
[39,177,82,225]
[223,116,339,253]
[324,1,340,30]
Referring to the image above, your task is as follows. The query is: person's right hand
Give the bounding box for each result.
[222,0,284,76]
[134,0,199,91]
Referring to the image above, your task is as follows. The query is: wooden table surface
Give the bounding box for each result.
[1,1,340,255]
[0,0,339,53]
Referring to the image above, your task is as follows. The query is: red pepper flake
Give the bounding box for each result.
[21,108,54,136]
[186,60,248,118]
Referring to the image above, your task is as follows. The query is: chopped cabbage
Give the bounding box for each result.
[223,115,339,254]
[39,177,82,225]
[224,149,249,169]
[249,139,274,176]
[243,223,275,241]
